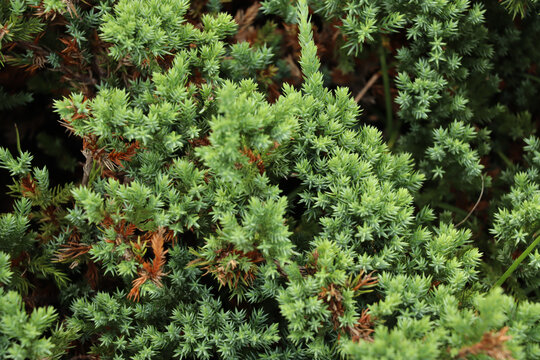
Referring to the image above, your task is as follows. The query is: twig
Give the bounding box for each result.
[456,175,485,227]
[274,259,289,280]
[81,149,93,186]
[355,72,380,102]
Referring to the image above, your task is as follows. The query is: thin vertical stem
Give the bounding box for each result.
[493,232,540,289]
[495,148,513,168]
[14,124,22,154]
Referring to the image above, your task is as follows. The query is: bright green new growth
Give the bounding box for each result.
[101,0,192,66]
[0,252,59,360]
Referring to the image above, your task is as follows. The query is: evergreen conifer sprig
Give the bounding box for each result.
[0,0,539,358]
[0,148,71,294]
[491,136,540,292]
[261,0,498,199]
[501,0,539,18]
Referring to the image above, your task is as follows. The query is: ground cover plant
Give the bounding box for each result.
[0,0,539,359]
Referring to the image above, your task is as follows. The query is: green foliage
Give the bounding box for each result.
[0,252,12,284]
[100,0,192,67]
[66,246,281,359]
[345,288,540,359]
[0,148,71,293]
[0,0,539,359]
[491,136,540,290]
[0,86,32,110]
[501,0,539,18]
[487,0,540,115]
[0,0,44,65]
[0,147,33,177]
[263,0,497,200]
[0,252,60,360]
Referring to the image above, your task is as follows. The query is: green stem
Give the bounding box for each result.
[493,232,540,289]
[14,124,22,155]
[379,39,393,137]
[434,202,469,218]
[495,148,513,168]
[388,128,400,149]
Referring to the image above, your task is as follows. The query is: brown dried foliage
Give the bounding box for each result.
[319,283,346,329]
[81,135,141,181]
[189,244,264,289]
[241,147,265,174]
[32,0,78,20]
[59,37,84,66]
[238,142,280,174]
[0,24,10,43]
[188,136,211,148]
[312,19,341,62]
[101,217,138,245]
[457,327,514,360]
[300,249,319,276]
[234,3,261,43]
[318,270,378,342]
[85,260,99,289]
[55,226,94,280]
[60,95,91,134]
[4,42,49,75]
[107,141,141,168]
[57,35,97,95]
[56,241,91,263]
[348,308,375,343]
[349,270,378,292]
[20,173,37,197]
[127,227,169,301]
